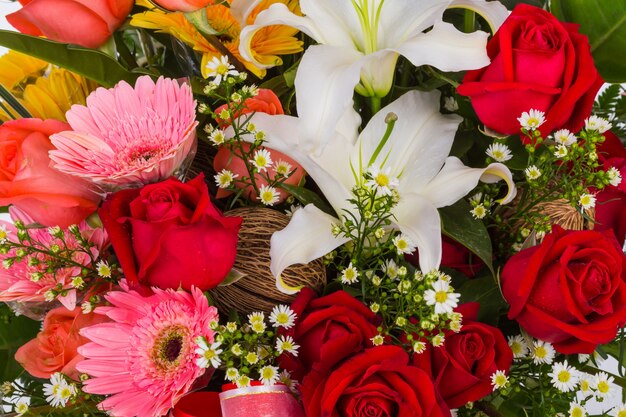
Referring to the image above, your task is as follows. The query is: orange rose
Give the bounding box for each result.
[151,0,215,12]
[15,306,108,380]
[7,0,134,48]
[0,118,101,228]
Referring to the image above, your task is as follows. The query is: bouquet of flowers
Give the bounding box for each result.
[0,0,625,416]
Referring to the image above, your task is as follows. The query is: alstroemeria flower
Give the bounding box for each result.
[236,90,516,293]
[239,0,509,151]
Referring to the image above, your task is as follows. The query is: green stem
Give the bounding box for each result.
[370,96,382,115]
[367,114,396,167]
[464,10,476,33]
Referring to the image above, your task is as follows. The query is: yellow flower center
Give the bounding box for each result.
[557,370,570,382]
[535,346,547,358]
[435,291,448,303]
[375,173,390,187]
[571,407,583,417]
[597,381,609,393]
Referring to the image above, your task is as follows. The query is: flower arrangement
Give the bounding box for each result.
[0,0,625,417]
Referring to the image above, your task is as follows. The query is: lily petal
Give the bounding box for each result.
[379,0,450,46]
[393,22,490,72]
[418,156,517,207]
[448,0,510,33]
[392,193,442,273]
[299,0,365,47]
[270,204,349,293]
[229,0,262,25]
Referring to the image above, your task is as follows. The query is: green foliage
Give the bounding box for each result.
[551,0,626,83]
[0,30,149,87]
[594,84,626,137]
[456,274,508,325]
[0,305,40,382]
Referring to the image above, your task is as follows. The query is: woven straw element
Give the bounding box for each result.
[536,198,595,231]
[210,207,326,314]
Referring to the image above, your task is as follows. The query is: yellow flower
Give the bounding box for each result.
[131,0,302,78]
[0,51,98,122]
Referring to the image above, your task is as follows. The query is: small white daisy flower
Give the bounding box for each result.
[236,375,251,388]
[594,371,614,398]
[507,335,529,359]
[209,129,226,145]
[608,166,623,187]
[365,165,400,196]
[612,403,626,417]
[285,204,300,218]
[413,341,426,354]
[424,279,460,315]
[371,334,385,346]
[518,109,546,130]
[490,370,508,390]
[579,193,596,210]
[231,343,243,356]
[214,169,238,189]
[276,335,300,356]
[470,204,489,220]
[486,143,513,162]
[341,262,359,285]
[251,149,273,172]
[553,129,577,146]
[0,224,9,243]
[71,276,84,289]
[274,160,293,177]
[258,185,280,206]
[432,334,445,347]
[245,351,259,365]
[585,115,612,133]
[259,365,280,386]
[43,373,76,408]
[525,165,542,181]
[392,234,416,255]
[382,259,398,279]
[44,290,56,302]
[532,340,555,365]
[554,144,568,158]
[269,305,297,329]
[251,321,267,334]
[226,322,238,333]
[195,340,223,369]
[548,360,579,392]
[15,398,29,416]
[205,55,239,85]
[569,402,586,417]
[278,370,298,392]
[225,367,240,381]
[96,260,111,278]
[578,373,593,394]
[248,312,265,324]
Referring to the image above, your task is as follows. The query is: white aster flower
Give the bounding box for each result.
[578,373,593,394]
[245,352,259,365]
[276,335,299,356]
[43,373,76,408]
[585,115,612,133]
[525,165,542,181]
[285,204,301,218]
[365,165,400,196]
[518,109,546,130]
[225,367,240,381]
[470,204,489,220]
[594,371,614,398]
[532,340,555,365]
[248,312,265,325]
[424,279,460,315]
[371,334,385,346]
[341,262,359,285]
[195,339,223,369]
[382,259,398,279]
[96,260,111,278]
[214,169,238,189]
[486,143,513,162]
[612,404,626,417]
[274,160,294,177]
[413,341,426,354]
[569,402,587,417]
[15,398,29,416]
[251,149,273,172]
[269,305,297,329]
[553,129,577,146]
[258,185,280,206]
[608,166,622,187]
[579,193,596,210]
[259,365,280,386]
[392,234,416,255]
[554,144,568,158]
[549,360,578,392]
[231,343,243,356]
[236,375,251,388]
[0,224,8,243]
[205,55,239,85]
[508,335,529,359]
[251,321,267,334]
[432,334,445,347]
[209,129,226,145]
[278,370,298,392]
[490,370,508,390]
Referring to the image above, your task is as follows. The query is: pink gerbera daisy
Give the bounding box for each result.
[49,76,197,189]
[77,282,218,417]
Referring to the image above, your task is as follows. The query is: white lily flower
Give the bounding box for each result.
[233,90,516,294]
[238,0,509,152]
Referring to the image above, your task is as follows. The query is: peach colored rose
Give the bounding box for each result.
[15,306,109,380]
[7,0,134,48]
[0,118,101,228]
[151,0,215,12]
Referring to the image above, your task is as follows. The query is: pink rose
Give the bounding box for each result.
[15,306,108,380]
[7,0,134,48]
[0,119,101,228]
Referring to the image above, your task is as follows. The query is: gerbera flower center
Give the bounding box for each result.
[153,326,188,370]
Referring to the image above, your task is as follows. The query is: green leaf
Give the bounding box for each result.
[551,0,626,83]
[0,84,31,119]
[184,8,220,37]
[439,200,494,274]
[279,183,334,216]
[0,309,40,381]
[0,30,148,87]
[457,274,508,325]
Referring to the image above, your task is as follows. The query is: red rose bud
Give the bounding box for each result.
[412,303,513,410]
[406,235,485,278]
[502,226,626,354]
[595,132,626,245]
[457,4,603,137]
[99,174,242,291]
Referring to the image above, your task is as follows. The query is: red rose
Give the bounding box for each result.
[502,226,626,353]
[301,345,445,417]
[412,303,512,409]
[595,132,626,245]
[0,118,101,227]
[213,89,305,204]
[7,0,134,48]
[406,235,485,278]
[279,288,380,381]
[98,174,242,291]
[457,4,603,137]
